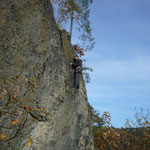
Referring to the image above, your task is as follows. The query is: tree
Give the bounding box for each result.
[53,0,95,51]
[57,0,82,40]
[77,0,95,51]
[90,106,150,150]
[89,106,120,149]
[52,0,94,84]
[124,108,150,150]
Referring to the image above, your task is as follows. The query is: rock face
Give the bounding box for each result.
[0,0,94,150]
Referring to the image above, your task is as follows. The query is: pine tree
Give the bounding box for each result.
[53,0,95,51]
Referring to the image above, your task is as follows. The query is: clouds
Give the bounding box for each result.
[85,51,150,127]
[90,54,150,82]
[86,50,150,99]
[84,43,150,127]
[64,0,150,127]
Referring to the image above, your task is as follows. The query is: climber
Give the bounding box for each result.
[69,55,82,89]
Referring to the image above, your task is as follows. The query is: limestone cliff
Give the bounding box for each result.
[0,0,94,150]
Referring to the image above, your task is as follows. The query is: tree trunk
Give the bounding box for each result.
[70,12,74,41]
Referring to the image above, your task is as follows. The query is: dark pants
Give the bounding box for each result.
[74,72,81,89]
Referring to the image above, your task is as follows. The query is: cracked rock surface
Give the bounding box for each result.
[0,0,94,149]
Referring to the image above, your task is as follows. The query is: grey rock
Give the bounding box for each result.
[0,0,94,150]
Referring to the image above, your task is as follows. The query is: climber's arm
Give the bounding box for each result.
[70,59,82,70]
[70,62,78,69]
[69,63,74,68]
[72,60,80,69]
[71,64,77,69]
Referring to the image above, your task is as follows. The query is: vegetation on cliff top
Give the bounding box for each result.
[90,106,150,150]
[52,0,95,52]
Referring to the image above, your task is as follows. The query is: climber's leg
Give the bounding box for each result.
[74,71,76,87]
[75,72,81,89]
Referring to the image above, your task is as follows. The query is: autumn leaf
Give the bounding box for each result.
[1,80,7,84]
[12,96,18,103]
[35,85,39,88]
[19,111,23,117]
[10,119,18,128]
[2,89,8,95]
[24,106,27,110]
[28,137,33,147]
[15,76,19,79]
[31,85,34,89]
[40,107,44,111]
[9,139,13,145]
[31,77,34,81]
[25,78,28,83]
[103,133,107,136]
[15,90,18,95]
[28,106,34,112]
[0,133,6,140]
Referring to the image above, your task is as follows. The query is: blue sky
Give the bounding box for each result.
[55,0,150,127]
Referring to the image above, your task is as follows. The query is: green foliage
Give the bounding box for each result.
[90,105,105,127]
[82,66,93,84]
[56,0,82,24]
[52,0,95,51]
[77,0,95,51]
